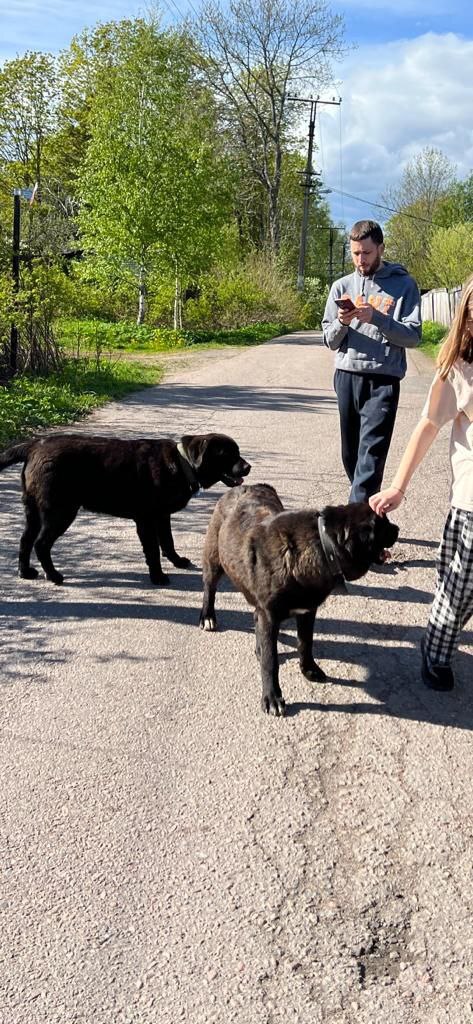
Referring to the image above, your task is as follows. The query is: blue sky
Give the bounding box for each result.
[1,0,472,229]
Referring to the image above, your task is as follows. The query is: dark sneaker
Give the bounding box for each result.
[421,638,454,691]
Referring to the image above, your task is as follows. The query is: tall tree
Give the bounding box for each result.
[428,223,473,289]
[0,52,57,195]
[382,147,457,288]
[193,0,345,255]
[435,172,473,228]
[78,18,231,324]
[0,51,83,261]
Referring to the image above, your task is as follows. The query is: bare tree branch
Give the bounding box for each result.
[193,0,345,252]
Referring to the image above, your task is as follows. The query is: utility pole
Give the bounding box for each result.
[289,95,341,291]
[328,225,335,286]
[10,189,21,375]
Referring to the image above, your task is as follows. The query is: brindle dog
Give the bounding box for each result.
[200,483,398,715]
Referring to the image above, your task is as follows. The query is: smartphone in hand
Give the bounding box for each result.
[334,296,356,312]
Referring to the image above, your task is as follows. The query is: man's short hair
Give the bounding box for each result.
[349,220,384,245]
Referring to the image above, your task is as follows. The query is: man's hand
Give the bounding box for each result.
[338,308,358,325]
[353,302,374,324]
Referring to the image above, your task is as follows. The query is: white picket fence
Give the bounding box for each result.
[421,286,462,327]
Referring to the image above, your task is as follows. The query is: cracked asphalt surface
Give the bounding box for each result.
[1,331,472,1024]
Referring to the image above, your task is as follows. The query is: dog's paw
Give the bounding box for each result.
[302,661,327,683]
[261,693,286,717]
[47,571,64,585]
[200,615,218,631]
[150,571,170,586]
[171,556,193,569]
[19,566,39,580]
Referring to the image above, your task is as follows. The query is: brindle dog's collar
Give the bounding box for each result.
[177,441,200,495]
[317,513,347,594]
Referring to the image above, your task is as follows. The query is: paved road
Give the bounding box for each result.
[1,332,472,1024]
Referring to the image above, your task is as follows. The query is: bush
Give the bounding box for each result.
[300,277,329,329]
[184,322,293,346]
[183,254,303,330]
[56,319,189,353]
[421,320,447,346]
[56,318,293,352]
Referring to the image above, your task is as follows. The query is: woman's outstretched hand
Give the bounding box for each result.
[369,486,405,516]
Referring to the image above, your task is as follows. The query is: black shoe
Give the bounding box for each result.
[421,639,454,691]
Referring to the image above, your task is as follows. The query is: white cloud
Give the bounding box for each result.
[339,0,454,13]
[314,32,473,226]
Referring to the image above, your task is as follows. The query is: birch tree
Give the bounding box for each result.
[193,0,345,254]
[78,18,230,324]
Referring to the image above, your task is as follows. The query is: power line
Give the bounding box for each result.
[185,0,202,19]
[326,185,472,231]
[159,0,183,25]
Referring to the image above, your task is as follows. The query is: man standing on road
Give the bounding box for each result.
[322,220,421,505]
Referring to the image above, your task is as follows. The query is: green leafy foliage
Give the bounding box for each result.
[421,321,447,345]
[427,223,473,289]
[56,318,190,351]
[183,254,303,329]
[56,317,294,351]
[77,19,232,322]
[299,277,329,329]
[383,149,473,289]
[419,320,447,360]
[0,358,161,447]
[183,323,295,347]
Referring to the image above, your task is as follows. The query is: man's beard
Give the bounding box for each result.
[359,255,382,276]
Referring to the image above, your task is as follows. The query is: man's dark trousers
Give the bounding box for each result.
[334,369,400,503]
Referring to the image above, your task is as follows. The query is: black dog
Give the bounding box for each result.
[199,483,398,715]
[0,433,250,585]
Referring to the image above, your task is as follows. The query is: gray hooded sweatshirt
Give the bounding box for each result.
[322,261,421,379]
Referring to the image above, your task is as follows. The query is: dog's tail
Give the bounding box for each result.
[0,440,35,472]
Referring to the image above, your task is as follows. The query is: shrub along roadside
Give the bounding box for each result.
[55,318,297,353]
[419,320,447,360]
[0,319,292,449]
[0,359,162,449]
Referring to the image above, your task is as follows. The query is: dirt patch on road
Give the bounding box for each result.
[116,345,249,379]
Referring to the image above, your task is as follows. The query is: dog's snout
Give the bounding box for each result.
[240,460,251,477]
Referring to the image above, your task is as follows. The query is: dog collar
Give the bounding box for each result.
[317,514,347,594]
[177,442,200,495]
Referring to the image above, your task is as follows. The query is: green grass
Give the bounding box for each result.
[0,318,294,450]
[55,317,296,353]
[0,357,162,449]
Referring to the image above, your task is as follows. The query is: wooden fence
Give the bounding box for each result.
[421,286,462,327]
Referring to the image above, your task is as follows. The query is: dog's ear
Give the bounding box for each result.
[339,516,376,552]
[360,520,377,547]
[336,523,352,548]
[181,435,209,469]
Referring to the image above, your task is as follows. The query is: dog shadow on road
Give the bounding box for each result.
[2,568,471,733]
[279,617,473,732]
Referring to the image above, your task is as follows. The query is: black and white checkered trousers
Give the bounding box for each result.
[424,506,473,668]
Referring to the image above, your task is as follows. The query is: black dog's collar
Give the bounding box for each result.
[176,442,200,495]
[317,513,347,594]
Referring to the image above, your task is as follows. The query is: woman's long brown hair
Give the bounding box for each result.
[437,274,473,378]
